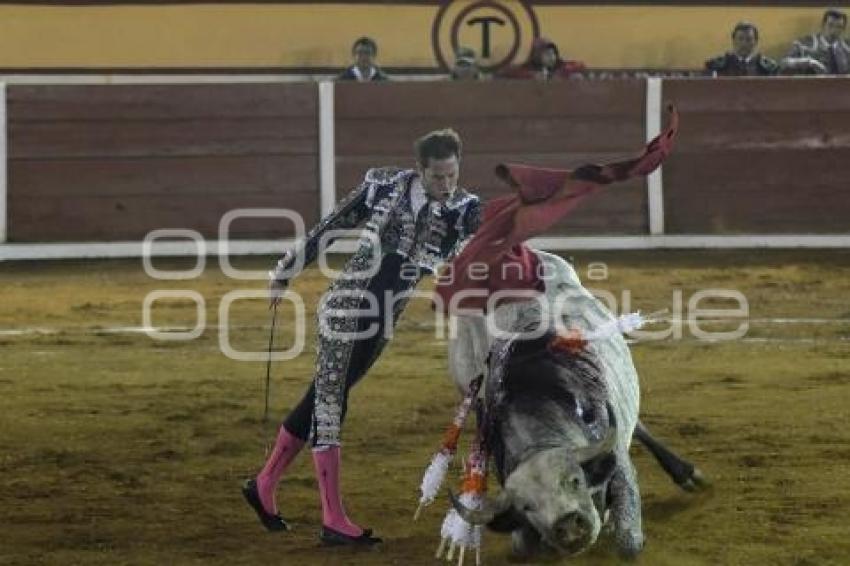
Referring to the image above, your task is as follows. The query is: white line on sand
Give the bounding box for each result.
[1,318,848,338]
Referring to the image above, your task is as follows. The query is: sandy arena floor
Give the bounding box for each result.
[1,250,848,565]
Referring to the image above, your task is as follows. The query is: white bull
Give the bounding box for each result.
[442,250,675,559]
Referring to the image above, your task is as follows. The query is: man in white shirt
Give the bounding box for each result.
[704,22,778,76]
[338,36,390,81]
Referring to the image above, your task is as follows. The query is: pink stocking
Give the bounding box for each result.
[312,446,363,536]
[256,426,305,515]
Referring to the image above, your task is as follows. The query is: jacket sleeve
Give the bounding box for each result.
[785,36,810,58]
[270,179,376,284]
[704,54,726,75]
[780,36,827,74]
[758,55,780,75]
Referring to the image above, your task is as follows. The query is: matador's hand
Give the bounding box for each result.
[268,278,288,309]
[268,251,294,309]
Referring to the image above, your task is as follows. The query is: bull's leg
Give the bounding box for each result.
[634,420,707,492]
[511,525,543,558]
[608,460,644,559]
[592,484,611,524]
[447,314,489,395]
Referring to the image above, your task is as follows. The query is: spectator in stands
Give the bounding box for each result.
[782,9,850,74]
[338,36,390,81]
[450,47,482,81]
[497,37,586,80]
[705,22,779,76]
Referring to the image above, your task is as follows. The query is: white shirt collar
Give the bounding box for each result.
[352,65,377,82]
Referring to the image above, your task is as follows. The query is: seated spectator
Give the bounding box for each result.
[782,9,849,74]
[705,22,778,76]
[497,37,586,80]
[338,36,390,81]
[451,47,481,81]
[451,47,482,81]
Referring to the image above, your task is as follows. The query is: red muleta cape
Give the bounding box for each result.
[436,105,679,313]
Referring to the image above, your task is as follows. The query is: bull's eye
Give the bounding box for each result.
[522,502,536,513]
[582,406,596,424]
[562,474,582,490]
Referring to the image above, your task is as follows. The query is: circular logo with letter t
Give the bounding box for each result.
[432,0,540,73]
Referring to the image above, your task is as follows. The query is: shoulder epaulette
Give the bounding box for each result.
[758,55,779,74]
[364,167,411,185]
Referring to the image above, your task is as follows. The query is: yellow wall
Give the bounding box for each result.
[539,6,822,68]
[0,5,436,68]
[0,3,829,70]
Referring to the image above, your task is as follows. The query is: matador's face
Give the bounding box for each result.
[420,155,460,203]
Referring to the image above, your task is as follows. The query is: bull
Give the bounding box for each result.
[444,250,705,559]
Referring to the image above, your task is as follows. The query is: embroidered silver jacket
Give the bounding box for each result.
[272,166,481,447]
[272,167,480,284]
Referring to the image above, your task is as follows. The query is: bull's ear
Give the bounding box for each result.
[581,452,618,487]
[487,506,525,533]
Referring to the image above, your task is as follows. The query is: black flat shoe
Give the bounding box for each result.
[319,526,382,547]
[241,479,290,532]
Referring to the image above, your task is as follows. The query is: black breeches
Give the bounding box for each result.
[283,315,389,442]
[281,253,418,444]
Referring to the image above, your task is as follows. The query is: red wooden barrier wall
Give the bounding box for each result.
[7,84,319,242]
[6,79,849,243]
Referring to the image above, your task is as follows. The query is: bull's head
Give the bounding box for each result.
[450,404,618,556]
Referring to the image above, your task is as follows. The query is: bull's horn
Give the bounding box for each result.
[447,489,512,526]
[576,402,618,462]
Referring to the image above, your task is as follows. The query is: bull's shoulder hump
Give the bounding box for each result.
[533,249,582,288]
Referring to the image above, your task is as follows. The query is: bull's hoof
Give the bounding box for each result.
[678,467,710,492]
[617,544,643,561]
[616,532,644,561]
[511,526,543,558]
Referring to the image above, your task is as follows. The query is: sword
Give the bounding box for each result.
[264,302,278,424]
[261,303,277,457]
